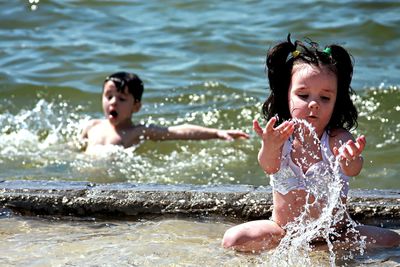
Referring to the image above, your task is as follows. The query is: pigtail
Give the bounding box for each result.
[327,45,358,131]
[330,45,353,88]
[262,34,297,122]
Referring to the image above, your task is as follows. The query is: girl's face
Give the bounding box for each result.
[288,64,337,137]
[102,81,141,127]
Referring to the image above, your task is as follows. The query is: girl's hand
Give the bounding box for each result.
[333,135,366,162]
[253,117,295,174]
[253,117,295,151]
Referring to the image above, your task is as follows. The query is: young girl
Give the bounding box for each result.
[222,34,400,252]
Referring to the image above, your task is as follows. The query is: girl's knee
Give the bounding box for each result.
[221,222,285,250]
[357,225,400,248]
[221,227,239,248]
[381,231,400,247]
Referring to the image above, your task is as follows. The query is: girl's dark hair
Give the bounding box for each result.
[262,34,358,131]
[104,72,144,102]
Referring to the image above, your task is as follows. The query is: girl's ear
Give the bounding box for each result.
[132,101,142,113]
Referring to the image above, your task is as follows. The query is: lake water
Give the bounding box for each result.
[1,0,399,189]
[1,1,400,266]
[1,212,399,266]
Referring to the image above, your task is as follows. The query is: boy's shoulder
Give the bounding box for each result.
[85,119,106,130]
[81,119,108,137]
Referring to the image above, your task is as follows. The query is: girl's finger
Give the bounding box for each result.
[253,119,263,136]
[281,121,294,135]
[341,146,354,160]
[265,117,277,133]
[356,136,366,151]
[345,141,358,157]
[332,146,339,157]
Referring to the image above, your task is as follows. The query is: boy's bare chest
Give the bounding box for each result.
[88,128,121,145]
[88,124,141,148]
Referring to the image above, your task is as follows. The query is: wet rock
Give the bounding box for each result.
[0,180,399,226]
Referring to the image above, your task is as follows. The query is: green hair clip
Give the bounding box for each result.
[291,50,300,58]
[323,47,332,56]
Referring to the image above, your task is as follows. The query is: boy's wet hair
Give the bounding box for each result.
[104,72,144,102]
[262,34,358,131]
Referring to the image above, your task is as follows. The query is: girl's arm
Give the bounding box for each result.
[140,124,249,141]
[253,117,294,174]
[331,129,366,177]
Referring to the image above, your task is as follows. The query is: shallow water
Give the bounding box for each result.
[1,213,399,267]
[1,1,400,266]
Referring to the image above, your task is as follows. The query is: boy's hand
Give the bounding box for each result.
[253,117,294,151]
[216,130,250,140]
[333,135,366,162]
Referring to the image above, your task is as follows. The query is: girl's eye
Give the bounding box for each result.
[119,98,126,102]
[298,94,308,99]
[321,96,330,101]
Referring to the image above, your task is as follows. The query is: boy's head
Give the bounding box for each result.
[104,72,144,102]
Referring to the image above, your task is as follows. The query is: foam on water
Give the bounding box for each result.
[0,99,83,156]
[0,97,254,184]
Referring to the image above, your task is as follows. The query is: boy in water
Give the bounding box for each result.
[81,72,249,153]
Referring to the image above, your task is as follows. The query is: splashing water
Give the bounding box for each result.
[0,99,85,157]
[0,97,253,184]
[269,119,366,266]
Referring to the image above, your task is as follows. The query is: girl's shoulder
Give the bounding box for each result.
[328,128,355,149]
[329,128,351,137]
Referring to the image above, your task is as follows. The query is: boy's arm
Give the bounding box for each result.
[140,124,249,141]
[253,118,294,174]
[80,124,89,140]
[80,119,102,139]
[78,119,102,149]
[331,129,366,177]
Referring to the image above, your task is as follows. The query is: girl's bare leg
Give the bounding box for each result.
[325,224,400,252]
[222,220,285,252]
[356,224,400,248]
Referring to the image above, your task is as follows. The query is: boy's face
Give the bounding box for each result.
[102,80,141,126]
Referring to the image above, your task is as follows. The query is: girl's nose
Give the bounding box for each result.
[308,100,319,109]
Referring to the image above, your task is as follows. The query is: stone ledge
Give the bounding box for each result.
[1,180,399,226]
